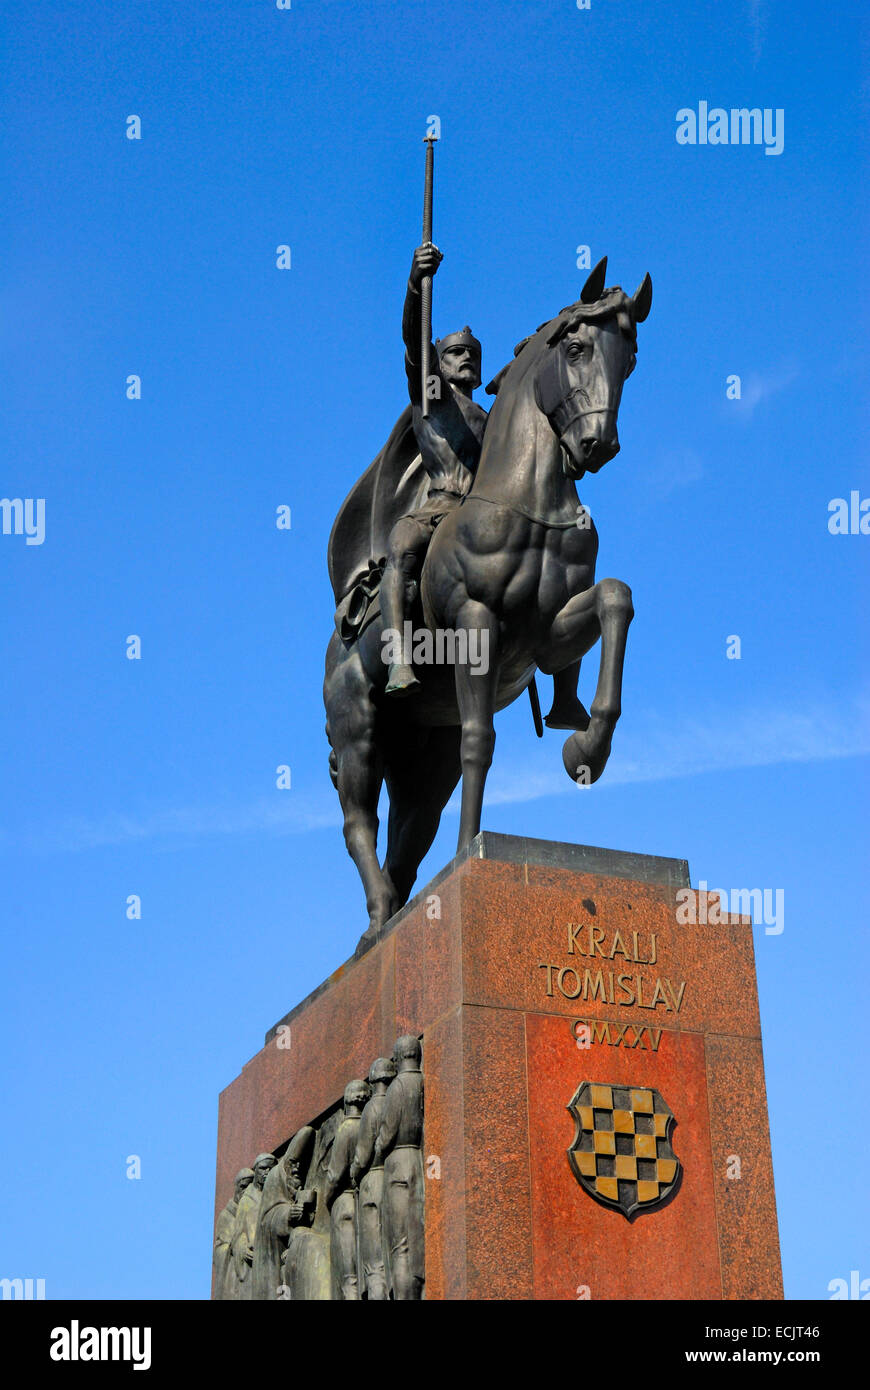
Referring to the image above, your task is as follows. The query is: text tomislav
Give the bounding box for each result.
[537,922,686,1012]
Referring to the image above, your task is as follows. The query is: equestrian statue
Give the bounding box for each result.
[324,139,651,946]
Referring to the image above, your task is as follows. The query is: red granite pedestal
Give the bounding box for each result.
[213,832,783,1300]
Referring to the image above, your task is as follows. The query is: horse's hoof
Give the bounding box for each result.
[356,891,401,953]
[356,923,381,954]
[562,724,612,785]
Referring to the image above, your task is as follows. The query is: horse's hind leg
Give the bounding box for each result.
[544,660,591,732]
[324,638,397,935]
[383,725,462,908]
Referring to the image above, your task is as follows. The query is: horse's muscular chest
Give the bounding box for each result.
[510,525,597,621]
[537,526,597,613]
[429,504,597,625]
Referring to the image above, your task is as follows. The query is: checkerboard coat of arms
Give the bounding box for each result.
[567,1081,681,1218]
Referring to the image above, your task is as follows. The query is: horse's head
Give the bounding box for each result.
[534,258,652,479]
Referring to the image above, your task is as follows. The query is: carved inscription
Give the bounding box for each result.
[537,921,687,1013]
[574,1018,663,1050]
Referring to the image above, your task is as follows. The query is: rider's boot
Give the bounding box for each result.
[380,561,421,697]
[386,662,419,696]
[544,661,590,731]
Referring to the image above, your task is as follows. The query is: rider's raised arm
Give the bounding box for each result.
[403,242,442,407]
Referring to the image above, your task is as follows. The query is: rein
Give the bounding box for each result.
[463,493,587,530]
[464,339,613,531]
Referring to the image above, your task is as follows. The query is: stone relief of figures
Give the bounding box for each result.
[214,1035,424,1301]
[225,1153,277,1301]
[212,1167,253,1300]
[325,1079,371,1299]
[350,1056,397,1300]
[252,1125,315,1300]
[373,1035,425,1301]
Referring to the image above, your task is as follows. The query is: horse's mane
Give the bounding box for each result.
[485,286,639,398]
[543,286,639,351]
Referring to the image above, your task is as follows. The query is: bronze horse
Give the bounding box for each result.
[324,258,651,942]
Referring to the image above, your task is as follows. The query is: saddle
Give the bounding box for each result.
[333,556,387,646]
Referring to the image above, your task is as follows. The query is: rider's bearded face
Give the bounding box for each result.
[439,345,481,390]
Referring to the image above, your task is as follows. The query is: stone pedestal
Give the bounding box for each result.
[213,832,783,1300]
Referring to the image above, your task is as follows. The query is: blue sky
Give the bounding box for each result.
[1,0,866,1299]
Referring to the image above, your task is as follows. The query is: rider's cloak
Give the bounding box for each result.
[327,406,428,639]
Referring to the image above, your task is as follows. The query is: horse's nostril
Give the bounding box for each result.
[581,437,597,457]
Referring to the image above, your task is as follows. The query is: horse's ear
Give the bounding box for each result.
[580,256,608,304]
[631,272,652,323]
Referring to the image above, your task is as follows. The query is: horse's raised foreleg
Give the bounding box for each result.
[453,602,500,851]
[540,577,633,784]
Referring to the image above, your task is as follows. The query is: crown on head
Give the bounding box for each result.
[435,326,481,357]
